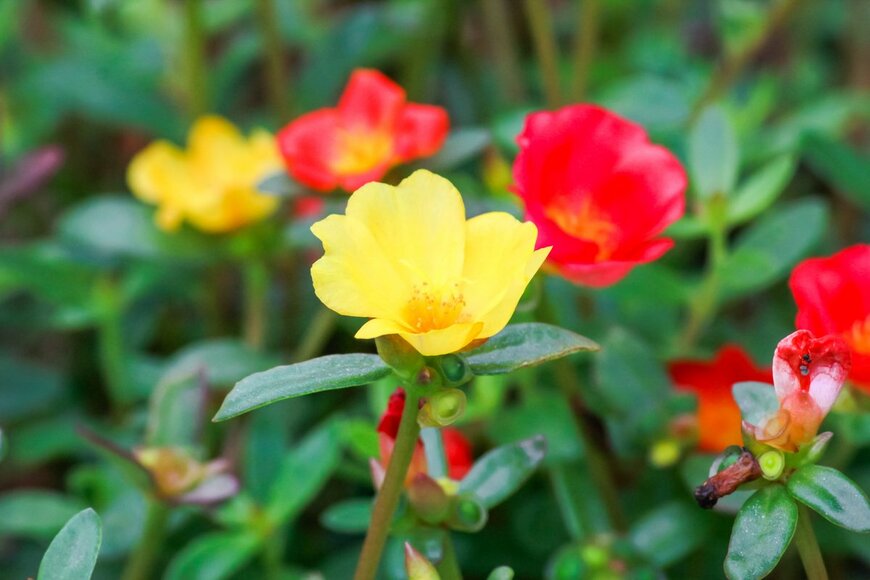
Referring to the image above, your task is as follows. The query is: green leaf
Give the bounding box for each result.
[0,491,85,540]
[256,171,305,198]
[727,156,796,225]
[168,339,281,388]
[486,566,515,580]
[320,498,373,534]
[725,485,797,580]
[689,106,739,199]
[719,198,829,300]
[37,508,101,580]
[464,323,598,375]
[486,392,581,465]
[0,355,65,422]
[732,382,778,426]
[592,329,671,413]
[459,435,547,508]
[213,353,391,421]
[266,423,342,523]
[629,501,711,568]
[803,132,870,211]
[416,128,490,171]
[786,465,870,533]
[165,531,260,580]
[146,372,203,448]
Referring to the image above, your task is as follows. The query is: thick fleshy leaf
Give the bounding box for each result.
[320,498,372,534]
[732,381,778,426]
[165,531,260,580]
[487,566,515,580]
[0,491,85,540]
[727,156,796,225]
[803,132,870,211]
[37,508,102,580]
[37,508,103,580]
[213,354,391,421]
[786,465,870,532]
[629,501,711,568]
[719,198,828,299]
[725,485,797,580]
[266,423,341,523]
[464,323,598,375]
[459,435,547,508]
[689,106,738,199]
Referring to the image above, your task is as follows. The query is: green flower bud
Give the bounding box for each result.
[449,495,488,532]
[433,353,473,386]
[408,473,450,524]
[649,438,681,468]
[759,450,785,480]
[376,335,425,380]
[404,542,439,580]
[418,389,467,428]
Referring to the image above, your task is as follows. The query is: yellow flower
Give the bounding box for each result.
[310,170,550,356]
[127,116,282,233]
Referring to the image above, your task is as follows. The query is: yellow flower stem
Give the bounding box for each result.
[355,386,421,580]
[570,0,599,102]
[523,0,563,108]
[794,505,829,580]
[689,0,800,124]
[184,0,208,117]
[243,259,269,350]
[95,275,131,411]
[254,0,290,120]
[121,500,169,580]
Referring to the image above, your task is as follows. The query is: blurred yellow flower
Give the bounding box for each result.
[127,116,282,233]
[310,170,550,356]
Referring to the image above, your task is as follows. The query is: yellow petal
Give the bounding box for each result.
[397,322,484,357]
[311,214,411,320]
[355,318,410,339]
[461,212,548,336]
[345,170,466,289]
[127,141,187,204]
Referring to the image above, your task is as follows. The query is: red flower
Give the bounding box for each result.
[790,244,870,394]
[512,105,686,287]
[376,389,473,485]
[277,69,449,193]
[669,345,772,453]
[744,330,851,452]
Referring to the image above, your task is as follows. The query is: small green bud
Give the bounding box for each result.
[449,496,488,532]
[649,438,681,468]
[404,542,440,580]
[580,544,609,569]
[418,389,466,427]
[433,353,473,386]
[376,335,425,379]
[759,450,785,480]
[407,473,450,524]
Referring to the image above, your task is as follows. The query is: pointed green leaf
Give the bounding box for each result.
[725,485,797,580]
[0,491,85,540]
[803,132,870,211]
[213,354,391,421]
[786,465,870,532]
[37,508,102,580]
[459,435,547,508]
[727,156,796,225]
[629,501,711,568]
[464,323,598,375]
[690,106,739,199]
[320,498,372,534]
[732,382,778,426]
[165,531,259,580]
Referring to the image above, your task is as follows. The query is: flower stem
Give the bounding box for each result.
[121,500,168,580]
[523,0,563,108]
[437,534,463,580]
[183,0,208,117]
[570,0,599,101]
[354,388,421,580]
[549,464,586,540]
[254,0,290,120]
[689,0,800,123]
[481,0,526,105]
[243,260,269,350]
[794,505,829,580]
[292,307,337,362]
[95,275,130,411]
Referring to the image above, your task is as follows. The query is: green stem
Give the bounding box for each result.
[437,534,463,580]
[689,0,800,123]
[676,196,729,353]
[292,307,337,362]
[548,464,585,540]
[243,260,269,350]
[421,427,448,479]
[794,505,829,580]
[254,0,290,119]
[570,0,599,101]
[354,388,421,580]
[184,0,208,117]
[523,0,563,108]
[262,530,283,580]
[481,0,526,105]
[121,501,169,580]
[96,276,129,411]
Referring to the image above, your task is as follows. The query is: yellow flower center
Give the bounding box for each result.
[845,316,870,355]
[402,282,466,332]
[545,196,617,260]
[332,128,394,176]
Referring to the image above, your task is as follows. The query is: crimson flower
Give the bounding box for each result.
[277,69,448,193]
[789,244,870,394]
[744,330,851,452]
[512,105,686,287]
[669,345,772,453]
[375,389,473,485]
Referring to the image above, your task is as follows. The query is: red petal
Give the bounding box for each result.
[772,330,851,414]
[277,109,342,191]
[337,69,405,132]
[394,104,449,161]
